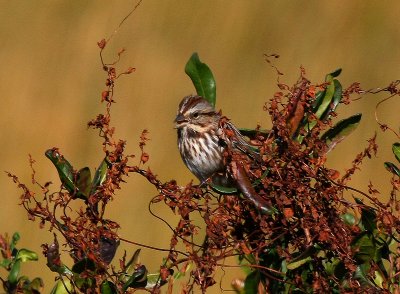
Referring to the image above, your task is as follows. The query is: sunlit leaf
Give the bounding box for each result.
[16,248,38,262]
[393,142,400,163]
[90,158,109,194]
[45,149,86,200]
[321,113,362,152]
[185,53,216,107]
[321,79,342,121]
[101,281,117,294]
[125,249,141,274]
[8,259,21,285]
[49,279,73,294]
[384,162,400,176]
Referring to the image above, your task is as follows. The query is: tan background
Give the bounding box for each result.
[0,1,399,292]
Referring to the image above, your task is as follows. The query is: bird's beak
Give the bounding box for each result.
[174,114,187,128]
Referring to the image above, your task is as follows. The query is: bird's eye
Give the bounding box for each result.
[192,112,199,119]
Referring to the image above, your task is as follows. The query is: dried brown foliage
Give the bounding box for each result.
[5,41,400,294]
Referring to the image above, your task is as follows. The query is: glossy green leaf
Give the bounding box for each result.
[244,270,260,294]
[384,162,400,176]
[321,113,362,152]
[145,271,171,290]
[354,264,377,288]
[287,246,317,271]
[123,265,148,291]
[101,281,117,294]
[24,277,44,292]
[45,149,85,200]
[16,249,38,262]
[321,79,342,121]
[8,259,21,285]
[341,213,356,226]
[393,142,400,163]
[49,279,73,294]
[125,249,141,274]
[76,167,92,197]
[10,232,20,253]
[90,158,109,194]
[352,232,375,263]
[210,184,238,194]
[185,53,216,107]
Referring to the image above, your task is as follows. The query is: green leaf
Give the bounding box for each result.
[393,142,400,163]
[16,249,38,262]
[90,158,109,194]
[210,184,238,194]
[321,113,362,152]
[341,213,356,226]
[329,68,342,78]
[101,281,117,294]
[45,149,85,200]
[23,277,44,292]
[49,279,73,294]
[354,264,377,288]
[360,205,377,232]
[352,232,375,263]
[123,265,148,291]
[384,162,400,176]
[72,258,96,274]
[8,259,21,285]
[125,249,141,274]
[76,167,92,197]
[185,53,216,107]
[321,79,342,121]
[10,232,20,253]
[244,270,260,294]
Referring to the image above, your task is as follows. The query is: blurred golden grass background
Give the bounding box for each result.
[0,1,399,292]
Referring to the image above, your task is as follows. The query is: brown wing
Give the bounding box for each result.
[223,120,262,163]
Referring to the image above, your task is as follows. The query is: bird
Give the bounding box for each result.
[174,95,273,214]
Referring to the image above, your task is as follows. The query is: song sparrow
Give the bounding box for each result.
[174,95,258,186]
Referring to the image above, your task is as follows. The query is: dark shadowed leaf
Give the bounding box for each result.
[185,53,216,107]
[321,113,362,152]
[72,258,96,274]
[384,162,400,176]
